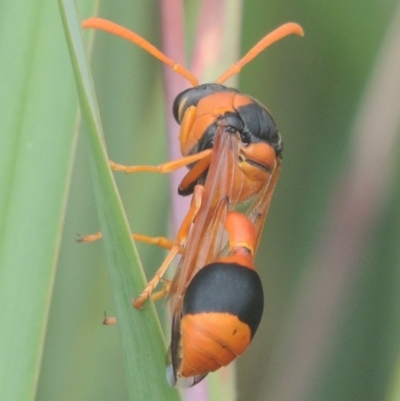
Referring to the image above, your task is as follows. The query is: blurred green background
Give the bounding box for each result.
[2,0,400,400]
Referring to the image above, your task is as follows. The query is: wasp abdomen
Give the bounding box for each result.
[179,262,264,377]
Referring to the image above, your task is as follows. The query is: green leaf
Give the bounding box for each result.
[57,1,180,400]
[0,1,80,399]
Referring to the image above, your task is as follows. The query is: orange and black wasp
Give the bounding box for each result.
[82,17,303,386]
[167,210,263,386]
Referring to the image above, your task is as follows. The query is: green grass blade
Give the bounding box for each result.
[0,2,80,399]
[58,1,180,400]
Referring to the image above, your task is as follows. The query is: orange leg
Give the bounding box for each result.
[77,231,178,252]
[178,151,212,194]
[133,185,204,308]
[150,279,172,302]
[77,231,103,243]
[103,312,117,326]
[104,279,171,326]
[109,104,210,176]
[109,149,212,174]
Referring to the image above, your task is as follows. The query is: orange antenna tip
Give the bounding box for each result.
[282,22,304,37]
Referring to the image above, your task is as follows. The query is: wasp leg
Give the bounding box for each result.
[133,185,204,308]
[77,232,182,252]
[103,311,117,325]
[133,234,177,251]
[150,279,172,302]
[77,231,102,243]
[109,149,212,174]
[178,152,212,195]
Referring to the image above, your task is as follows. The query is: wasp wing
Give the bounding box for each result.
[246,157,281,254]
[170,125,240,314]
[168,125,240,385]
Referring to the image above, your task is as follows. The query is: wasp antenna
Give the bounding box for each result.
[82,18,199,87]
[216,22,304,84]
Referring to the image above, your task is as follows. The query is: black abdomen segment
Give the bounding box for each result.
[182,263,264,337]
